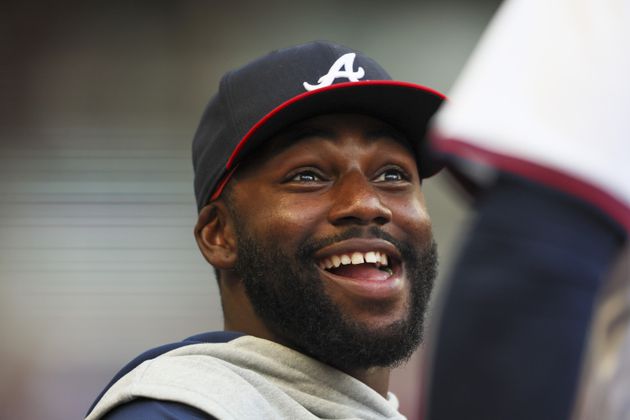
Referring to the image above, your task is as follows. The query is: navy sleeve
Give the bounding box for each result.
[103,398,217,420]
[426,173,626,420]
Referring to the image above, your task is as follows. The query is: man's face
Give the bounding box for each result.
[227,113,437,371]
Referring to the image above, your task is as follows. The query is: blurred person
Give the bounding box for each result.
[422,0,629,419]
[86,40,445,420]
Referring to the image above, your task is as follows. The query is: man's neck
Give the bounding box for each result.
[344,366,390,398]
[220,277,392,397]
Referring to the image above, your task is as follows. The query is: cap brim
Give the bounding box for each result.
[214,80,445,200]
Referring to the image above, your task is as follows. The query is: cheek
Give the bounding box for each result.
[392,194,432,238]
[243,194,325,243]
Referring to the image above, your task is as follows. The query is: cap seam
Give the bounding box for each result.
[220,72,242,153]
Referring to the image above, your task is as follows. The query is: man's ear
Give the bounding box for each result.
[194,202,237,270]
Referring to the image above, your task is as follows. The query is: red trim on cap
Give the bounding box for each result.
[226,80,446,169]
[210,165,239,202]
[432,136,630,232]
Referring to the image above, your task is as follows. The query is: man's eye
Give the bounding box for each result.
[374,168,408,182]
[290,171,323,182]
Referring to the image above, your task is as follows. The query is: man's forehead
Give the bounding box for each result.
[246,113,415,163]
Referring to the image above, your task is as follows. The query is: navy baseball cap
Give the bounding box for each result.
[192,40,445,211]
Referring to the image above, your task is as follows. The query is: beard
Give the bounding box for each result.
[233,224,438,372]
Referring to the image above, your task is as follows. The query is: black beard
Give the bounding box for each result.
[234,225,438,372]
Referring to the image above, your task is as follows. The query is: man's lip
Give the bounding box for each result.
[313,238,405,300]
[316,262,404,300]
[313,238,402,261]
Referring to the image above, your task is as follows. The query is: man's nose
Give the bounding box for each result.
[327,171,393,226]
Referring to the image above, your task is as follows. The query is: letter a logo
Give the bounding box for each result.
[303,53,366,91]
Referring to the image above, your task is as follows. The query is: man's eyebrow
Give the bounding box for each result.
[284,126,408,144]
[265,125,338,153]
[269,124,411,152]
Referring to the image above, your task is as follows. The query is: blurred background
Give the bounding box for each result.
[0,1,500,418]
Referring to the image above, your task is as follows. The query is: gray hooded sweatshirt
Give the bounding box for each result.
[86,335,406,420]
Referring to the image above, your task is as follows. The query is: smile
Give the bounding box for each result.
[313,238,405,299]
[318,251,393,276]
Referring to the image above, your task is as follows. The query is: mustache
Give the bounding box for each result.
[297,226,408,260]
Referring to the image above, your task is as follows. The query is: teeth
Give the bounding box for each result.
[351,252,364,265]
[364,251,378,263]
[320,251,390,270]
[331,255,341,268]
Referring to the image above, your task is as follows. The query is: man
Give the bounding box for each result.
[86,41,445,419]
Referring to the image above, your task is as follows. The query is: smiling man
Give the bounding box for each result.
[86,41,444,419]
[212,114,437,381]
